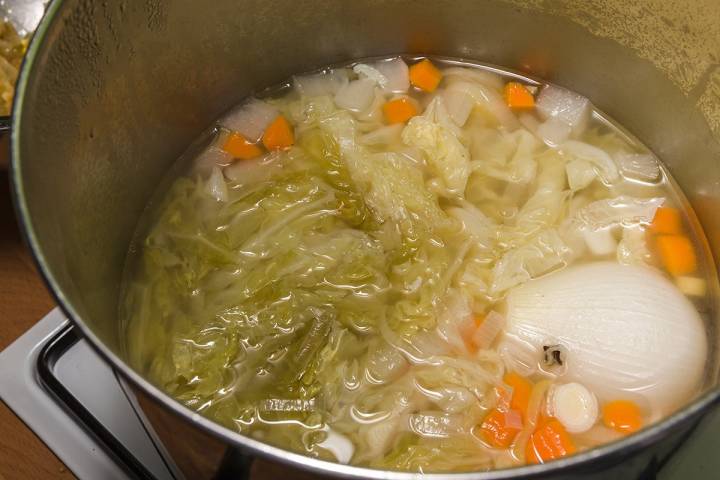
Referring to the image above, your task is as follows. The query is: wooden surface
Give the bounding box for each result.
[0,171,75,480]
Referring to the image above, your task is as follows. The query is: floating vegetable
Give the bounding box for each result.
[503,82,535,109]
[503,372,533,420]
[504,262,706,414]
[548,383,598,433]
[536,85,590,132]
[602,400,642,434]
[372,57,410,93]
[383,97,418,124]
[479,408,522,448]
[262,115,294,150]
[656,234,697,276]
[409,58,442,92]
[220,98,279,142]
[526,419,576,464]
[651,206,682,235]
[223,132,263,160]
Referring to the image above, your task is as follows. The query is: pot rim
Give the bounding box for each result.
[9,1,720,478]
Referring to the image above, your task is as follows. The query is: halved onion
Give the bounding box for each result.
[505,262,707,414]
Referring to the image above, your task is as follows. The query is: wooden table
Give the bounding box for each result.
[0,170,75,480]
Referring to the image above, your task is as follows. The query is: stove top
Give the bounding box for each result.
[0,309,176,480]
[1,309,719,479]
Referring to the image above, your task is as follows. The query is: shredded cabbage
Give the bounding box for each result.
[402,97,471,194]
[122,58,690,473]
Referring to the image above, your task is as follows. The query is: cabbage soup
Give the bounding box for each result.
[120,56,716,472]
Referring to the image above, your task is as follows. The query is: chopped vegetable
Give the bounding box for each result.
[537,117,572,147]
[651,206,682,235]
[440,89,474,126]
[293,69,349,97]
[402,97,471,193]
[479,408,522,448]
[447,80,520,130]
[470,310,505,350]
[561,140,619,184]
[656,234,697,276]
[602,400,642,434]
[193,146,233,174]
[536,85,591,132]
[262,115,295,150]
[223,132,263,160]
[617,225,653,266]
[526,418,576,464]
[373,57,410,93]
[206,166,228,202]
[616,153,661,183]
[548,383,598,433]
[503,82,535,109]
[220,99,279,142]
[566,159,596,191]
[354,63,388,88]
[382,97,419,124]
[676,276,707,297]
[503,372,532,420]
[334,78,377,112]
[409,59,442,92]
[360,124,404,145]
[582,227,617,256]
[318,429,355,464]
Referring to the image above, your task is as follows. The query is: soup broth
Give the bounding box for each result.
[121,56,716,472]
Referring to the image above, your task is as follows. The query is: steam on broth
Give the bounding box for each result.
[121,56,716,472]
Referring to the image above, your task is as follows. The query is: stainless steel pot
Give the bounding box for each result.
[10,0,720,478]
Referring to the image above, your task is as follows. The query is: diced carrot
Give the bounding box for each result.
[223,132,263,160]
[503,372,533,420]
[503,82,535,109]
[382,97,418,124]
[409,59,442,92]
[651,206,682,235]
[479,408,522,448]
[262,115,294,150]
[602,400,642,434]
[656,234,697,276]
[526,418,576,464]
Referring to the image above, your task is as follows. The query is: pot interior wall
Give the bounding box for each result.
[14,0,720,409]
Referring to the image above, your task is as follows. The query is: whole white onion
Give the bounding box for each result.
[504,262,706,414]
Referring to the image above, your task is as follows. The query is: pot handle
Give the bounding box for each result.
[212,447,254,480]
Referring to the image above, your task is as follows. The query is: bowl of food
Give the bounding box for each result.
[11,0,720,478]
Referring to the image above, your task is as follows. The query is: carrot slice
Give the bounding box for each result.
[382,97,418,124]
[526,418,576,464]
[479,408,522,448]
[602,400,642,434]
[223,132,263,160]
[262,115,295,150]
[409,59,442,92]
[503,82,535,109]
[656,234,697,276]
[503,372,533,420]
[651,206,682,235]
